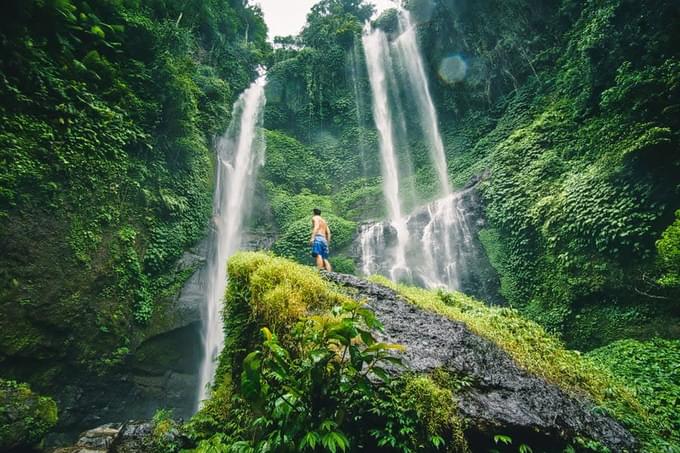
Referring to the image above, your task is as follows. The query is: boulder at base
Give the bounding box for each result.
[324,272,636,451]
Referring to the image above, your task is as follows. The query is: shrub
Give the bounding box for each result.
[272,214,356,264]
[588,338,680,451]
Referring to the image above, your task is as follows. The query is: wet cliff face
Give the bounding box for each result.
[354,182,503,305]
[30,241,209,446]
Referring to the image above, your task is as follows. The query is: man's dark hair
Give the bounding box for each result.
[313,208,321,216]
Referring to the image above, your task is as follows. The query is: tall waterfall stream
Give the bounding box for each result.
[196,9,499,408]
[360,12,489,295]
[196,76,266,407]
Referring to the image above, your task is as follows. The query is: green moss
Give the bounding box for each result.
[0,379,57,450]
[212,252,354,386]
[370,276,627,403]
[199,253,665,451]
[197,252,474,451]
[403,374,469,452]
[227,252,351,331]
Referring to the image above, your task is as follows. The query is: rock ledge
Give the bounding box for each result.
[324,272,636,451]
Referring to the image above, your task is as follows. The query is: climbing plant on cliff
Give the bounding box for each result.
[403,0,680,347]
[0,0,269,382]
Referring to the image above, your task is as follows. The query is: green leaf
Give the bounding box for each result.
[322,431,349,453]
[300,431,321,450]
[430,435,445,448]
[494,434,513,445]
[90,25,105,38]
[261,326,273,341]
[241,351,263,402]
[370,366,391,382]
[358,328,376,346]
[319,419,336,432]
[365,342,406,353]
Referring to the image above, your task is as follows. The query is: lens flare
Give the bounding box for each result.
[438,55,467,84]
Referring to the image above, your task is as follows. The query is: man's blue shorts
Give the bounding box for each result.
[311,235,329,260]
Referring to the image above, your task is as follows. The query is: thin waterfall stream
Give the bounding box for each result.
[196,75,266,407]
[395,11,451,196]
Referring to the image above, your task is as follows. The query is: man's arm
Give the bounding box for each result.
[326,225,331,245]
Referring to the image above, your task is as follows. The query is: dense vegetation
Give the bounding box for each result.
[183,252,670,451]
[409,0,680,347]
[260,0,680,352]
[188,253,461,452]
[0,379,57,450]
[250,1,679,449]
[0,0,267,424]
[0,0,678,450]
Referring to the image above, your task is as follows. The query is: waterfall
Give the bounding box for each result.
[394,11,450,195]
[362,27,411,282]
[357,190,501,303]
[359,11,485,295]
[196,75,266,407]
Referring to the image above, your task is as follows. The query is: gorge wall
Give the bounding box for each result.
[0,0,269,442]
[260,0,680,350]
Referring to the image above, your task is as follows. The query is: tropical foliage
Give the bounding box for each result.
[0,0,268,418]
[0,0,679,450]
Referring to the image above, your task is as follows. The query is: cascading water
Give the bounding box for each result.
[196,75,266,407]
[362,26,411,282]
[359,11,495,298]
[357,189,501,303]
[394,10,450,195]
[392,10,462,289]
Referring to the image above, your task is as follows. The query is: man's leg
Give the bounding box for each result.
[315,254,324,269]
[324,259,332,272]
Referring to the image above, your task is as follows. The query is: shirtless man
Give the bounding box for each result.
[310,208,332,271]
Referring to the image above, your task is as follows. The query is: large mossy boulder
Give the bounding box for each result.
[0,378,58,450]
[187,252,674,451]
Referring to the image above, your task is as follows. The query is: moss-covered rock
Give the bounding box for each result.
[191,253,657,451]
[0,378,58,450]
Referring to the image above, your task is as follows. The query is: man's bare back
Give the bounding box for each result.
[310,209,332,271]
